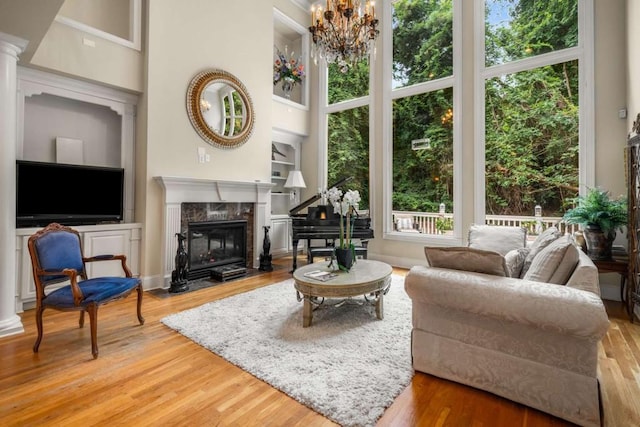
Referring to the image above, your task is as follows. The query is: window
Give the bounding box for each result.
[390,0,457,236]
[328,62,370,104]
[478,0,590,228]
[485,0,578,67]
[393,0,454,87]
[315,1,592,242]
[326,62,371,210]
[392,89,453,228]
[485,61,579,216]
[328,106,370,209]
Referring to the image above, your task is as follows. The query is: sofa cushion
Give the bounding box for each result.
[522,235,580,285]
[504,247,531,278]
[397,217,412,230]
[396,217,420,233]
[425,246,509,277]
[520,226,562,277]
[468,224,527,256]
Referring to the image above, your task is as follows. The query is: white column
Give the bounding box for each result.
[0,32,27,338]
[121,104,136,223]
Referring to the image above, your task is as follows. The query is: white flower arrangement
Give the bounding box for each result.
[327,187,361,249]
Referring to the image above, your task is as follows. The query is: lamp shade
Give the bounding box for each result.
[284,170,306,189]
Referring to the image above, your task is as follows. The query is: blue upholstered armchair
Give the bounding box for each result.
[27,222,144,359]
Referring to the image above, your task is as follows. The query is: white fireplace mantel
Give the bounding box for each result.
[155,176,274,283]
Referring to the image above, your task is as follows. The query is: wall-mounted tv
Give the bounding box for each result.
[16,160,125,228]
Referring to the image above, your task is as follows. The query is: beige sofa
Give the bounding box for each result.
[405,248,610,427]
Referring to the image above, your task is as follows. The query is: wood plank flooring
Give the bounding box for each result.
[1,257,639,426]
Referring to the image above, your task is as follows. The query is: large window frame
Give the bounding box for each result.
[474,0,595,223]
[382,0,463,245]
[317,61,376,206]
[315,1,594,246]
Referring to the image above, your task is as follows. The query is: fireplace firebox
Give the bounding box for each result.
[187,220,247,280]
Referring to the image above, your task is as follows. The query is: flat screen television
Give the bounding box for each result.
[16,160,125,228]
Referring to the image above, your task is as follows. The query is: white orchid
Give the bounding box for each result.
[327,187,343,204]
[327,187,360,216]
[343,189,361,210]
[325,186,361,249]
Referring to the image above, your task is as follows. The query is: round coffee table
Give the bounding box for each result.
[293,259,393,327]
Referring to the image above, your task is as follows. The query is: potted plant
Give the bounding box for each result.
[562,188,627,260]
[327,187,361,271]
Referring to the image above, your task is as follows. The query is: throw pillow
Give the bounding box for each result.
[397,218,412,230]
[522,235,580,285]
[504,247,531,278]
[519,226,562,278]
[424,246,509,277]
[468,224,527,256]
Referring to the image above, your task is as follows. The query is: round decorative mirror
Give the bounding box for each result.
[186,69,255,149]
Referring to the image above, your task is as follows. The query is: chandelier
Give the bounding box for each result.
[309,0,379,72]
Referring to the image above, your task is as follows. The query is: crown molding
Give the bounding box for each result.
[290,0,311,13]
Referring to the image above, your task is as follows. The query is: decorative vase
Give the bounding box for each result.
[281,77,295,99]
[583,226,615,260]
[334,247,355,272]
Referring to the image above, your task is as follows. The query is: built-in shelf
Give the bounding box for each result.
[273,8,309,108]
[272,160,295,166]
[271,140,297,217]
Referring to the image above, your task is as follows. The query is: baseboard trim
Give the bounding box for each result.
[0,314,24,338]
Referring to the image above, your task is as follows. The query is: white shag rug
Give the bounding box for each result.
[161,275,414,427]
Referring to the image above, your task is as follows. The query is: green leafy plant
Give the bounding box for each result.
[562,188,627,236]
[435,217,453,233]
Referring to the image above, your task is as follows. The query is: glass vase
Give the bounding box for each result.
[281,77,295,99]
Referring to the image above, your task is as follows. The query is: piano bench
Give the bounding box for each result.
[308,246,368,263]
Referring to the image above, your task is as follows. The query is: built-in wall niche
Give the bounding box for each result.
[273,8,309,107]
[18,67,138,223]
[23,93,121,168]
[56,0,142,50]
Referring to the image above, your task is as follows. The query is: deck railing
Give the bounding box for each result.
[392,211,578,237]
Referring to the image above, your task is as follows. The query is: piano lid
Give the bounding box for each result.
[288,176,353,216]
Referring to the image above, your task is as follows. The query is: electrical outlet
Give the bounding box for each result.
[619,108,627,119]
[197,147,205,163]
[205,154,211,162]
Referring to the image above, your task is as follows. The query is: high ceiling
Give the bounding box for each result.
[0,0,65,62]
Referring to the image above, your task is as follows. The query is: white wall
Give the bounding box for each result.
[594,0,628,199]
[140,0,274,281]
[59,0,130,41]
[272,0,311,135]
[30,20,143,92]
[23,93,121,167]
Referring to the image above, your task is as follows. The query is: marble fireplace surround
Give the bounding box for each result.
[155,177,273,285]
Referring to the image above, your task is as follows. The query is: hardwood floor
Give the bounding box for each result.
[1,257,639,426]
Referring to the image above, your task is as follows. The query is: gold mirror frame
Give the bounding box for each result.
[186,69,255,149]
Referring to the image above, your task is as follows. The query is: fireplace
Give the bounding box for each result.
[187,220,247,280]
[155,176,272,289]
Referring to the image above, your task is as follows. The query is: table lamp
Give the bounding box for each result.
[284,170,306,201]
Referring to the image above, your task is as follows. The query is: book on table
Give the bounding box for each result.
[303,270,338,281]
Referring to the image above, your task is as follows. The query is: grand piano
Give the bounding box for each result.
[289,177,374,271]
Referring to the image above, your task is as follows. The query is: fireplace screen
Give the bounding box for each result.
[187,220,247,280]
